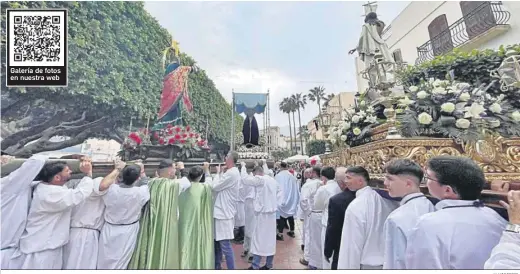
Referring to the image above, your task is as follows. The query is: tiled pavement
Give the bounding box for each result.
[229,220,307,270]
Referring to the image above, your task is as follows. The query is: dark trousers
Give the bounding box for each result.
[276,216,295,233]
[331,250,340,270]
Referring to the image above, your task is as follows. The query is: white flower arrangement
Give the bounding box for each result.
[328,96,382,146]
[396,77,520,141]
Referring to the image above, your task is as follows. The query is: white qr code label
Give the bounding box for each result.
[6,9,68,87]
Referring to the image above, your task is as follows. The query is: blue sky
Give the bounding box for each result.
[144,1,410,133]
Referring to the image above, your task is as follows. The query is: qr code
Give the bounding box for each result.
[8,10,66,66]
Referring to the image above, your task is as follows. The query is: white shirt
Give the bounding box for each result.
[338,186,399,269]
[275,170,300,218]
[382,193,435,269]
[207,166,240,219]
[103,184,150,225]
[300,179,321,217]
[1,154,48,250]
[314,180,341,226]
[485,231,520,269]
[19,177,94,254]
[405,199,507,269]
[69,177,109,230]
[242,175,283,213]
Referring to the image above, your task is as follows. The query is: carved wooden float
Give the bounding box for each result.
[321,123,520,206]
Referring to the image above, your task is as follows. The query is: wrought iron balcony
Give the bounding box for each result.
[415,1,511,65]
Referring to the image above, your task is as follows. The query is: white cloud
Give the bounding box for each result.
[144,1,411,134]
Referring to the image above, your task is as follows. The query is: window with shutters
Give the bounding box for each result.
[428,14,454,56]
[392,49,403,64]
[460,1,496,40]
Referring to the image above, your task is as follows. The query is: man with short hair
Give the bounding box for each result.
[129,159,192,269]
[242,165,283,270]
[11,160,95,269]
[275,162,300,240]
[64,160,126,269]
[314,166,342,269]
[324,167,356,270]
[307,166,335,269]
[382,159,434,269]
[338,166,398,269]
[299,166,321,266]
[178,165,214,269]
[405,156,508,269]
[206,151,241,270]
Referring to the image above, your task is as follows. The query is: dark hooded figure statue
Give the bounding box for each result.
[242,110,259,147]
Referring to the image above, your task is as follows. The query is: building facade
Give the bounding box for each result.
[385,1,519,65]
[306,92,357,140]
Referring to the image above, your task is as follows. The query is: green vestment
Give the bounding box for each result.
[128,178,181,269]
[178,183,215,269]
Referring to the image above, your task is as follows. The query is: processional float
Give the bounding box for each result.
[230,91,274,167]
[321,2,520,208]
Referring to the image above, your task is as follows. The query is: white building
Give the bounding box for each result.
[356,1,520,93]
[80,139,121,161]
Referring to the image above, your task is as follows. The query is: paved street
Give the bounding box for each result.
[229,221,307,270]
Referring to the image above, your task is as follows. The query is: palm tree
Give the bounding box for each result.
[298,126,311,155]
[308,86,326,126]
[291,92,307,155]
[322,93,335,108]
[288,97,298,154]
[279,98,293,154]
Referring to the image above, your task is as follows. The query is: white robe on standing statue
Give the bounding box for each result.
[242,174,283,256]
[1,154,48,269]
[405,199,507,269]
[314,180,341,269]
[337,186,398,269]
[275,170,300,218]
[206,167,240,241]
[97,184,150,269]
[299,178,321,262]
[10,177,94,270]
[63,177,108,269]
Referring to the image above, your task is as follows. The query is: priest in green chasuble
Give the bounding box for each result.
[128,160,191,269]
[178,165,215,269]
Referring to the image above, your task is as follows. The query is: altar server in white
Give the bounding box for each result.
[299,166,322,266]
[275,162,300,239]
[63,160,125,269]
[485,190,520,269]
[405,156,507,269]
[205,151,241,270]
[313,166,342,269]
[11,160,95,269]
[97,164,150,269]
[381,159,434,269]
[242,165,283,270]
[1,154,48,269]
[241,162,256,259]
[338,166,398,270]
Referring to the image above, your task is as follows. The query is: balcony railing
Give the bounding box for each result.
[415,1,510,65]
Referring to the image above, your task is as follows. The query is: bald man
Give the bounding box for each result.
[313,166,342,269]
[324,168,356,269]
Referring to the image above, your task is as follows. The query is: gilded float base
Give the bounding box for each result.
[322,133,520,183]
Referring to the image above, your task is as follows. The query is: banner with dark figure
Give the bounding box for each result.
[242,114,259,146]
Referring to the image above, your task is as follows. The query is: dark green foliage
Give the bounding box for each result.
[1,1,239,156]
[307,140,327,156]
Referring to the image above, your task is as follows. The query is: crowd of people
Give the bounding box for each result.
[1,152,519,270]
